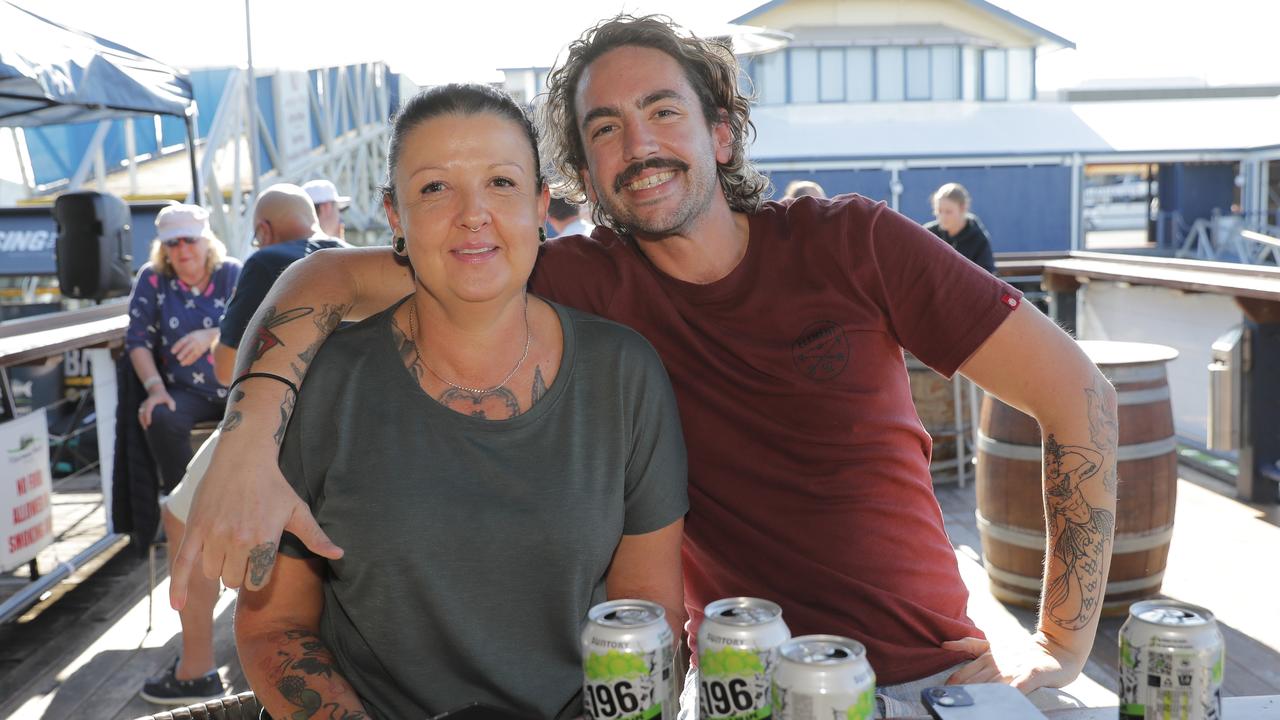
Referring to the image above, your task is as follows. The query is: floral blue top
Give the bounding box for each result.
[125,260,242,401]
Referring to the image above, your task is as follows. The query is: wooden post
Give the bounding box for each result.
[1041,271,1081,337]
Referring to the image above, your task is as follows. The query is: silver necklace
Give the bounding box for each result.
[408,292,532,394]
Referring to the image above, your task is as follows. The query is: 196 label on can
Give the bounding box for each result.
[584,600,678,720]
[1119,600,1224,720]
[698,598,791,720]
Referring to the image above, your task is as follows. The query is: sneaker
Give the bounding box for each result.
[139,658,227,706]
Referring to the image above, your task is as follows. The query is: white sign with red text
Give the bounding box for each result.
[1,409,53,572]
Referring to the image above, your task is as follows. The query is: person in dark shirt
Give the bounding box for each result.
[212,183,346,385]
[924,182,997,274]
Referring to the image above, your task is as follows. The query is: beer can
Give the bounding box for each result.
[697,597,791,720]
[772,635,876,720]
[583,599,678,720]
[1119,600,1224,720]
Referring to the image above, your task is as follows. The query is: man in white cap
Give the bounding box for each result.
[301,179,349,239]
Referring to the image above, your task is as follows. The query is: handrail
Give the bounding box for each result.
[0,304,128,368]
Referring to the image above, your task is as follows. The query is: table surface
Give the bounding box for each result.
[888,695,1280,719]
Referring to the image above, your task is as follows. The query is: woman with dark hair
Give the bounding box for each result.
[233,84,688,720]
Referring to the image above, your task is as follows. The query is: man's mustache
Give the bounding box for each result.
[613,158,689,193]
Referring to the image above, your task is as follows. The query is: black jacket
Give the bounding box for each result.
[111,353,161,553]
[924,214,996,275]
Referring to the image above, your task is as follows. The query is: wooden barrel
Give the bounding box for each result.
[975,341,1179,615]
[906,354,975,485]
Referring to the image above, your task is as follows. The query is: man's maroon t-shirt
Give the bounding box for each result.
[530,194,1022,683]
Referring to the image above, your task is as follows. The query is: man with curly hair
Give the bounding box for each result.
[174,14,1117,716]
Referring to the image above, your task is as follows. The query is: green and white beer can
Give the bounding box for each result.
[583,599,678,720]
[772,635,876,720]
[1119,600,1224,720]
[697,597,791,720]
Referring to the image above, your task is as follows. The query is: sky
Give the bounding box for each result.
[18,0,1280,91]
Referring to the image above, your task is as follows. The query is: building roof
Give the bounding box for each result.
[746,96,1280,162]
[732,0,1074,50]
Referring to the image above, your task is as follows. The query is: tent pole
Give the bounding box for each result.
[185,112,201,203]
[244,0,261,201]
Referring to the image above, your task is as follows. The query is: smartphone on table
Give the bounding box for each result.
[921,683,1048,719]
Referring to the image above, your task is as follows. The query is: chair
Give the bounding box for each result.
[133,691,261,720]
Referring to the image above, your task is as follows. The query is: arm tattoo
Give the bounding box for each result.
[221,389,247,433]
[438,387,521,419]
[1087,377,1120,494]
[1042,381,1117,630]
[273,389,297,446]
[247,541,277,587]
[247,306,314,366]
[267,629,368,719]
[531,365,548,405]
[291,303,348,381]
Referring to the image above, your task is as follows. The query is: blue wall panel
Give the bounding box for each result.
[899,165,1071,252]
[1157,162,1236,249]
[765,165,1070,252]
[765,169,892,203]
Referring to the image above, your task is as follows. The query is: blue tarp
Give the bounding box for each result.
[0,1,194,127]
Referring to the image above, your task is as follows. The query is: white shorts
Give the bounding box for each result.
[161,428,220,524]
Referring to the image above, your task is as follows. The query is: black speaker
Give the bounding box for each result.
[54,191,134,300]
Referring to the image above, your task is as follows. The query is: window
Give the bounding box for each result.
[962,46,979,99]
[931,46,960,100]
[846,48,873,101]
[1007,48,1034,101]
[790,48,819,103]
[905,48,930,100]
[819,48,845,102]
[876,46,905,101]
[755,51,786,105]
[983,48,1007,100]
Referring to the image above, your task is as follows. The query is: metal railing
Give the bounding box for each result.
[1172,211,1280,266]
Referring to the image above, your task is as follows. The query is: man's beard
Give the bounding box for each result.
[598,156,719,237]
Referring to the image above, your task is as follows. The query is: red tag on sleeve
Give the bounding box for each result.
[1000,292,1020,309]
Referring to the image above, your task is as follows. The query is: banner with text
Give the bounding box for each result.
[1,409,53,572]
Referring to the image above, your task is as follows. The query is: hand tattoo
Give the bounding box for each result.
[247,541,277,587]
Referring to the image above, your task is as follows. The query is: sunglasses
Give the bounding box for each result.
[162,236,202,248]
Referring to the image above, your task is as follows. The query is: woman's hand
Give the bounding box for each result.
[942,632,1087,693]
[173,327,219,367]
[138,385,176,429]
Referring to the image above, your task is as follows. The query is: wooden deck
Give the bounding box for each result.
[1,465,1277,719]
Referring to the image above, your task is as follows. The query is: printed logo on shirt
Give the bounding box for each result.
[792,320,849,381]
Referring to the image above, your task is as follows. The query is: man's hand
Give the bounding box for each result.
[173,327,219,366]
[941,633,1086,693]
[169,405,343,609]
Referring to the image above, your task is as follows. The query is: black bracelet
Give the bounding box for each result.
[228,371,300,398]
